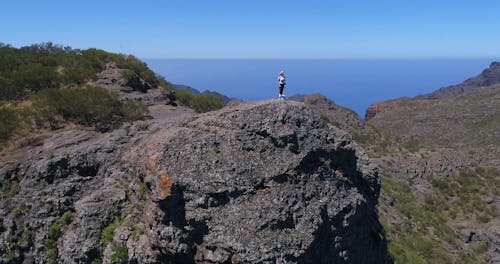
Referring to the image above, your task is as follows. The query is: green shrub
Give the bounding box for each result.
[175,89,224,113]
[31,86,148,129]
[121,69,135,81]
[403,138,420,153]
[0,106,20,144]
[13,63,58,94]
[111,246,128,263]
[380,175,475,263]
[471,241,488,255]
[137,184,146,200]
[477,213,491,223]
[388,240,428,264]
[121,100,149,121]
[430,178,453,196]
[46,211,74,264]
[101,216,124,246]
[0,77,21,100]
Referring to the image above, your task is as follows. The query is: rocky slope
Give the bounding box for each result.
[0,100,390,263]
[360,63,500,263]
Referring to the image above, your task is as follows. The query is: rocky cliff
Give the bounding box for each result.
[0,101,390,263]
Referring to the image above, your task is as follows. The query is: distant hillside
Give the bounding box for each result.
[416,61,500,99]
[361,63,500,263]
[373,85,500,149]
[172,84,235,105]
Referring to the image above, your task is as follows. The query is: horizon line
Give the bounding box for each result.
[143,57,500,61]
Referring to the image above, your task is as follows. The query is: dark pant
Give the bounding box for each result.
[279,84,285,95]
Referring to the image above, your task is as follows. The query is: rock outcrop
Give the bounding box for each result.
[0,101,390,263]
[95,62,176,106]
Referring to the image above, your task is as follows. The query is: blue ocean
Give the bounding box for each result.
[144,59,496,117]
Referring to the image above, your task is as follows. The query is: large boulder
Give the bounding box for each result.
[126,100,390,263]
[0,100,390,263]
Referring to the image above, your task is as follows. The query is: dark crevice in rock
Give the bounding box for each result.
[159,184,187,228]
[297,205,339,263]
[86,248,102,264]
[271,133,299,153]
[271,173,289,184]
[296,148,378,201]
[3,165,19,180]
[44,157,100,184]
[254,129,300,154]
[207,191,230,208]
[74,162,100,177]
[259,212,295,231]
[255,130,271,138]
[158,251,195,264]
[188,219,209,246]
[45,157,71,183]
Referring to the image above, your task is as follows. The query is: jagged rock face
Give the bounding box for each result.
[127,101,389,263]
[0,123,153,263]
[0,101,390,263]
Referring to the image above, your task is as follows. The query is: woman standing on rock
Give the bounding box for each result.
[278,70,286,99]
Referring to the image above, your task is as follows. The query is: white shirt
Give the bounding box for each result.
[278,75,286,85]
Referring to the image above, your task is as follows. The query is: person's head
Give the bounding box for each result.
[280,70,285,76]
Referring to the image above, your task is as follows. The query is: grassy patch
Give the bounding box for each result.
[46,211,74,264]
[402,138,420,153]
[175,89,224,113]
[381,175,479,264]
[111,245,128,264]
[430,167,499,221]
[137,183,146,200]
[32,86,148,129]
[100,215,124,246]
[0,206,32,262]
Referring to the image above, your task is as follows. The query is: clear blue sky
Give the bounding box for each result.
[2,0,500,59]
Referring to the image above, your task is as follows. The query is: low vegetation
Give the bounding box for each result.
[46,211,74,264]
[31,86,148,129]
[0,86,149,145]
[111,246,128,264]
[101,215,124,246]
[175,89,224,113]
[0,206,31,262]
[429,167,499,224]
[0,42,162,101]
[380,176,480,264]
[0,42,163,147]
[0,105,21,144]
